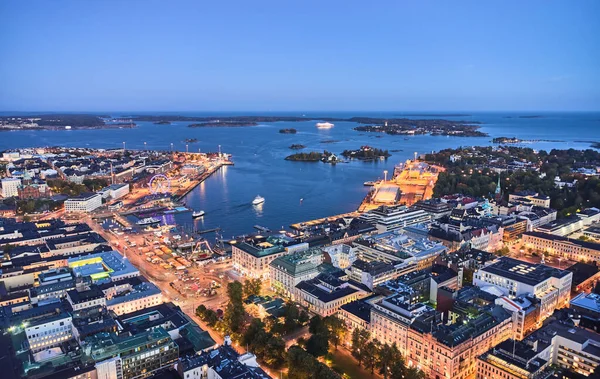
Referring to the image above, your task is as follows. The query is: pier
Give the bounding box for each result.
[175,160,234,201]
[290,210,362,231]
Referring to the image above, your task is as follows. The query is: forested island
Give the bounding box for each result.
[154,121,171,125]
[184,138,198,143]
[425,146,600,217]
[341,146,391,160]
[355,120,486,137]
[279,128,297,134]
[285,151,340,163]
[289,144,305,149]
[492,136,564,144]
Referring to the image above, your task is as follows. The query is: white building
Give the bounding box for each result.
[322,244,356,270]
[106,281,163,315]
[359,204,432,233]
[64,192,102,213]
[474,257,572,319]
[25,312,74,352]
[99,183,130,200]
[1,177,21,198]
[269,249,323,300]
[295,274,364,317]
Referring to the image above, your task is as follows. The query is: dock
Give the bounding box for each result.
[175,160,234,201]
[290,211,362,231]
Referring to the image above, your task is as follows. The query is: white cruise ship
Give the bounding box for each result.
[316,122,334,129]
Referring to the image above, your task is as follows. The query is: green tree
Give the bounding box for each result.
[305,333,329,357]
[364,340,380,374]
[224,281,245,334]
[323,316,346,350]
[287,346,341,379]
[243,278,262,299]
[351,328,371,367]
[377,343,406,379]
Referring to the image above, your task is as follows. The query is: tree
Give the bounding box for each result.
[243,278,262,299]
[224,281,245,334]
[323,316,346,350]
[287,346,341,379]
[351,328,371,367]
[241,318,287,368]
[377,343,405,379]
[305,333,329,357]
[364,340,380,374]
[196,305,219,326]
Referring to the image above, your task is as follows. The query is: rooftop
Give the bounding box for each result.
[479,256,571,286]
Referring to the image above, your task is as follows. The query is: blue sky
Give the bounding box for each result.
[0,1,598,112]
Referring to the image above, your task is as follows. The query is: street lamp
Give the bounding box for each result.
[122,141,126,151]
[170,143,174,152]
[186,144,189,153]
[144,141,147,150]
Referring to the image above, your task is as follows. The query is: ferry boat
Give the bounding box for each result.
[192,210,205,218]
[316,122,334,129]
[364,181,376,186]
[252,195,265,205]
[136,217,161,226]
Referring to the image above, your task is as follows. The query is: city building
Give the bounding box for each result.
[176,340,271,379]
[64,192,102,213]
[474,257,572,320]
[106,281,163,315]
[522,231,600,262]
[359,205,432,233]
[476,339,551,379]
[231,235,298,279]
[295,273,364,316]
[85,327,178,379]
[536,217,585,237]
[269,248,323,300]
[524,320,600,377]
[67,285,106,311]
[98,183,130,200]
[508,191,551,208]
[412,199,454,219]
[67,250,140,282]
[347,259,405,290]
[1,177,21,198]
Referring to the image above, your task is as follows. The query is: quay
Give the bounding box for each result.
[175,160,234,201]
[290,210,362,231]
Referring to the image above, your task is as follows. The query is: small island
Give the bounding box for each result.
[154,121,171,125]
[289,144,306,150]
[341,146,391,161]
[285,151,341,164]
[184,138,198,143]
[279,128,297,134]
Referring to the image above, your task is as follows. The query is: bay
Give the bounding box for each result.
[1,111,598,238]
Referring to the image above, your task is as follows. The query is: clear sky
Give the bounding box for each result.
[0,1,598,112]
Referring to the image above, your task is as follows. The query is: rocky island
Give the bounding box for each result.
[289,144,306,149]
[279,128,297,134]
[184,138,198,143]
[154,121,171,125]
[341,146,391,160]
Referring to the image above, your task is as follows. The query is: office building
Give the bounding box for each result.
[523,231,600,262]
[474,257,572,319]
[64,192,102,213]
[1,177,21,198]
